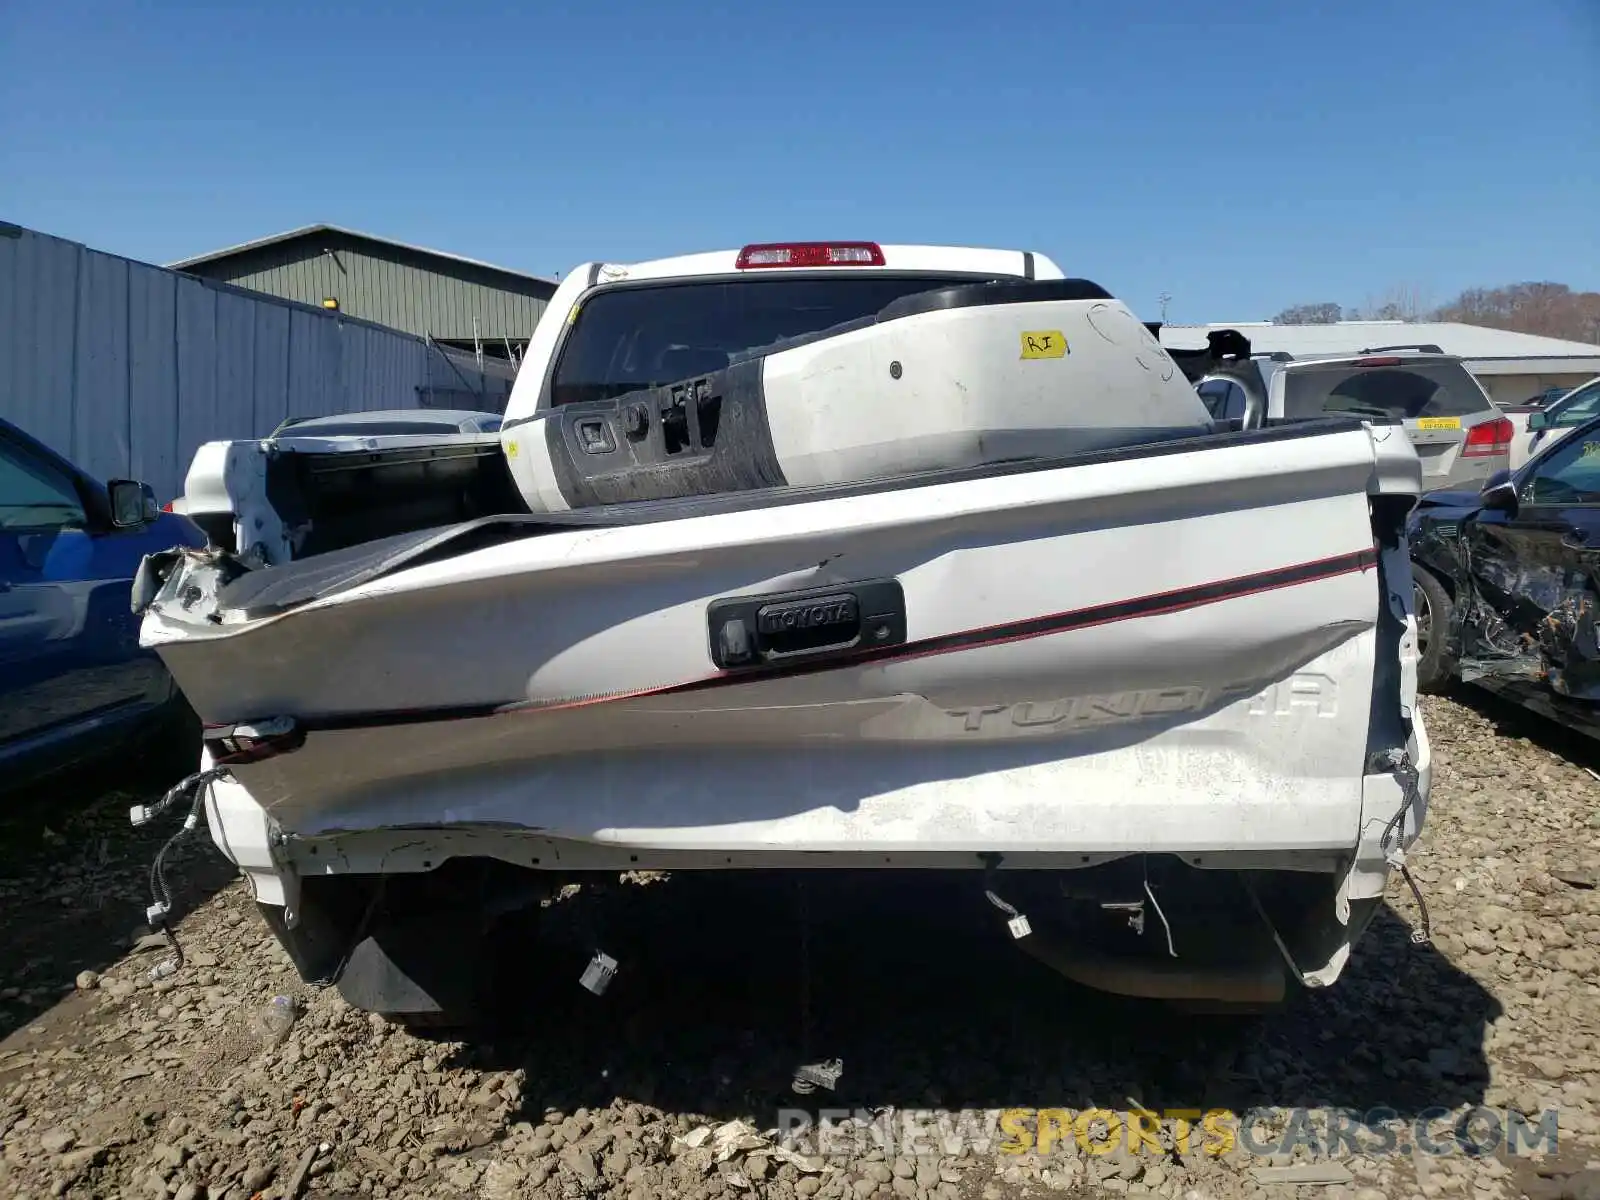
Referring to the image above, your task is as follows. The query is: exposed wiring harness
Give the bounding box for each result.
[1377,749,1431,946]
[1142,872,1177,959]
[131,767,227,981]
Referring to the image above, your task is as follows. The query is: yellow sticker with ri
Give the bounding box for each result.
[1416,416,1461,430]
[1020,331,1068,359]
[505,438,520,458]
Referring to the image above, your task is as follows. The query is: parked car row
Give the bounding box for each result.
[1174,340,1600,743]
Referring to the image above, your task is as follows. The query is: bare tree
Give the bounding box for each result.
[1272,302,1343,324]
[1267,281,1600,345]
[1434,283,1600,344]
[1348,282,1433,323]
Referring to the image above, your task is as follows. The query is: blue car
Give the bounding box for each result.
[0,416,206,791]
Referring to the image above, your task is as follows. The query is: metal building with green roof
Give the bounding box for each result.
[168,224,557,364]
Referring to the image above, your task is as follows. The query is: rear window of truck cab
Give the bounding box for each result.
[549,274,981,407]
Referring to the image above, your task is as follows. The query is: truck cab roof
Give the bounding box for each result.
[585,242,1065,284]
[502,242,1070,435]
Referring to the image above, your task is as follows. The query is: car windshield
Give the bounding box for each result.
[1281,362,1490,421]
[1524,427,1600,505]
[549,274,984,406]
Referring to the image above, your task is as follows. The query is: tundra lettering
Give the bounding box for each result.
[945,675,1341,734]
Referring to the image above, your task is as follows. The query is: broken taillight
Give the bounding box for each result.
[203,717,306,765]
[1462,417,1513,458]
[735,242,886,269]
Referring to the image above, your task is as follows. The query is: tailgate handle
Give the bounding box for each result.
[707,579,907,671]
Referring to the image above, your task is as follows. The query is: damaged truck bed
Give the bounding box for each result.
[135,244,1435,1026]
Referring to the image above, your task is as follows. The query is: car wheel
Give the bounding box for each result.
[1413,567,1455,693]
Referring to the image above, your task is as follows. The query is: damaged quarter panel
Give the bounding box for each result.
[1407,487,1480,593]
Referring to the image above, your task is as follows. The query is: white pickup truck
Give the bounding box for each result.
[140,241,1432,1026]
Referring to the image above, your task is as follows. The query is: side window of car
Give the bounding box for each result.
[1523,432,1600,506]
[1196,381,1229,420]
[1196,380,1246,421]
[1553,383,1600,427]
[0,438,88,531]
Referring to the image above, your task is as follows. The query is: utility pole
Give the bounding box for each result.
[1158,293,1172,322]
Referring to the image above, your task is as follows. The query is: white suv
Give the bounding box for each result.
[1510,375,1600,469]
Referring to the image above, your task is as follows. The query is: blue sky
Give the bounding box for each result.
[2,0,1596,324]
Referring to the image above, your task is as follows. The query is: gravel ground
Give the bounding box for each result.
[3,691,1600,1200]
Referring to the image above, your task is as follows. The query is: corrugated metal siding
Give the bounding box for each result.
[193,233,551,343]
[0,224,515,502]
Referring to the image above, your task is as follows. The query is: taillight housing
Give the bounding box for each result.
[1462,416,1513,458]
[735,242,886,269]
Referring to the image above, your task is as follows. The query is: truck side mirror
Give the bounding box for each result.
[1480,469,1519,515]
[108,479,159,529]
[1528,411,1549,431]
